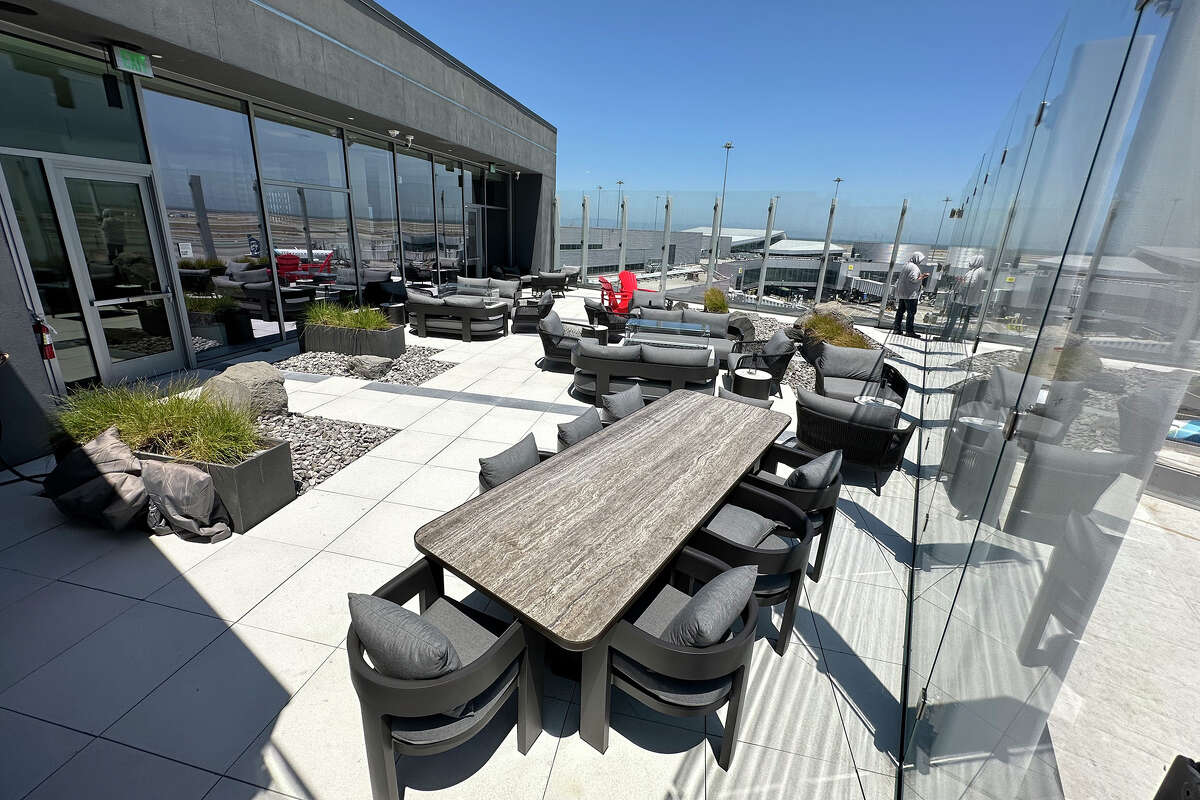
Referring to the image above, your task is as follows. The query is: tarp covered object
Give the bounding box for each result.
[142,459,233,543]
[43,426,146,530]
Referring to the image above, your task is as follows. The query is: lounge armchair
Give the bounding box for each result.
[513,290,555,334]
[789,390,915,494]
[727,330,797,398]
[537,311,604,369]
[584,297,630,341]
[814,344,908,406]
[584,547,758,770]
[347,558,543,800]
[530,270,568,296]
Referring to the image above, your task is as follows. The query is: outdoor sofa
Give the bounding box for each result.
[626,307,742,367]
[407,291,509,341]
[570,340,718,402]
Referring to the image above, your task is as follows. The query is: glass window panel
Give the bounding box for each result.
[434,157,463,283]
[395,149,436,287]
[0,33,146,163]
[253,109,346,188]
[141,82,280,357]
[263,184,352,308]
[64,177,161,297]
[485,171,508,207]
[0,155,99,385]
[346,134,398,272]
[485,207,509,275]
[462,163,484,207]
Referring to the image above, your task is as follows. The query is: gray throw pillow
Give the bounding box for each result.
[458,276,490,292]
[557,407,603,449]
[235,268,270,284]
[817,344,883,380]
[537,290,555,314]
[478,433,541,491]
[763,329,794,356]
[540,310,565,337]
[493,279,520,299]
[455,284,490,297]
[785,450,843,489]
[362,268,394,283]
[601,384,644,419]
[682,309,730,334]
[797,389,899,429]
[579,340,641,361]
[443,295,485,308]
[641,344,709,367]
[407,291,445,307]
[336,267,358,285]
[718,387,772,409]
[347,593,461,679]
[662,565,758,648]
[636,307,682,323]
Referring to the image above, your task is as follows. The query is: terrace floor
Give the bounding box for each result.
[0,289,1191,799]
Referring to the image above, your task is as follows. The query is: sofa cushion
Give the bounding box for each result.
[630,289,666,309]
[348,593,461,680]
[718,387,773,409]
[444,295,486,308]
[407,291,446,307]
[362,268,394,283]
[478,433,541,491]
[662,565,757,648]
[610,650,732,708]
[816,344,883,380]
[821,376,903,406]
[458,276,489,290]
[234,268,270,284]
[764,329,795,356]
[455,284,492,297]
[785,450,843,489]
[557,407,604,450]
[389,663,518,743]
[601,384,644,420]
[336,267,358,286]
[797,389,900,429]
[580,340,641,361]
[540,310,565,337]
[493,279,521,299]
[426,318,503,333]
[707,503,777,547]
[641,344,709,367]
[637,308,683,323]
[682,309,730,335]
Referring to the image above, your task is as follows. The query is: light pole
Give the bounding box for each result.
[616,180,624,227]
[716,141,733,285]
[596,186,602,228]
[833,176,843,200]
[654,194,662,230]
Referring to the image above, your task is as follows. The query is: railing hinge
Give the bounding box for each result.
[1034,100,1049,127]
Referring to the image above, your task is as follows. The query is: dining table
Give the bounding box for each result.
[414,389,789,752]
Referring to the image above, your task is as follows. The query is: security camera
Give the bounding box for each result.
[405,134,414,147]
[387,129,400,138]
[515,170,521,180]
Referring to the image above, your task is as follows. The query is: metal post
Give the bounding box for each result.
[755,196,778,311]
[814,196,837,305]
[876,198,909,327]
[706,197,721,289]
[551,195,561,271]
[616,197,628,272]
[580,195,590,281]
[658,196,672,294]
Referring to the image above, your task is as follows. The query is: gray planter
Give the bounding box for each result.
[137,439,295,533]
[302,323,406,357]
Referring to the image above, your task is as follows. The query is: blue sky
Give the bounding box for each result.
[385,0,1072,238]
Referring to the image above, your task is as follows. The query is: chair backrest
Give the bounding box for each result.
[618,271,641,309]
[275,253,301,271]
[599,276,626,312]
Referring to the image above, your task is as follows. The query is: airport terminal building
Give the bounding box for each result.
[0,0,555,462]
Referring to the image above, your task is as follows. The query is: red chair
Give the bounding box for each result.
[598,276,626,313]
[274,253,304,280]
[304,251,335,274]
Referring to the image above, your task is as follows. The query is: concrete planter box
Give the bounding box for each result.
[137,439,295,533]
[302,323,406,357]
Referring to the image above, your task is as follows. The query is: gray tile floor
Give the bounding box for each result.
[2,290,1186,799]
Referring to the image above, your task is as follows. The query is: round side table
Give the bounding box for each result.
[732,368,772,401]
[581,324,609,346]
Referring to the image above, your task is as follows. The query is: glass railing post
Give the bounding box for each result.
[755,196,777,311]
[658,195,672,294]
[580,195,589,281]
[814,196,837,305]
[551,194,561,271]
[706,196,721,289]
[876,198,909,327]
[616,197,628,272]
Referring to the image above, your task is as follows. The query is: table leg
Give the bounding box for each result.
[517,629,545,754]
[579,640,611,753]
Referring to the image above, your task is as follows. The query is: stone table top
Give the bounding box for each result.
[415,390,790,649]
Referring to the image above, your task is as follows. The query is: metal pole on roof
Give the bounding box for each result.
[580,195,590,282]
[658,196,672,294]
[706,196,721,290]
[814,196,838,306]
[755,196,778,311]
[616,197,629,272]
[551,195,561,271]
[876,198,909,327]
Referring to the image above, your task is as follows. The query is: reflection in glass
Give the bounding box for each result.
[485,171,508,208]
[0,33,147,163]
[263,184,352,308]
[0,155,98,385]
[347,134,398,270]
[434,157,464,283]
[254,109,346,189]
[462,163,484,207]
[485,207,510,277]
[395,150,437,287]
[141,83,278,357]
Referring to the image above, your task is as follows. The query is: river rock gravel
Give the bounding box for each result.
[256,412,397,494]
[273,346,453,386]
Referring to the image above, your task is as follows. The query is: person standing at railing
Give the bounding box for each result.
[940,254,988,340]
[892,251,929,337]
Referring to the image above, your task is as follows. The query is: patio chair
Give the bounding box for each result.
[477,433,555,492]
[814,344,909,406]
[536,310,603,369]
[746,445,843,583]
[789,390,915,495]
[513,290,555,334]
[598,275,630,313]
[347,557,544,800]
[530,270,568,297]
[691,480,818,655]
[584,297,629,341]
[592,547,758,770]
[727,329,797,398]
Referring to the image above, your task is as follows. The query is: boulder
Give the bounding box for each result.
[348,355,394,380]
[727,312,757,342]
[202,361,287,416]
[811,302,855,328]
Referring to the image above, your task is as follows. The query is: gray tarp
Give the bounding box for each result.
[142,460,233,543]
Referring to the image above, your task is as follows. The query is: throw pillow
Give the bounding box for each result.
[557,407,604,449]
[763,329,794,356]
[348,593,461,679]
[662,565,758,648]
[601,384,645,420]
[478,433,541,491]
[785,450,843,489]
[540,310,565,337]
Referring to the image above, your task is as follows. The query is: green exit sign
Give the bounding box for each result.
[111,46,153,77]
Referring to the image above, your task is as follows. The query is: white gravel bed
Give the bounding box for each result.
[273,346,453,386]
[256,412,397,494]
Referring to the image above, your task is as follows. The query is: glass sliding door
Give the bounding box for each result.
[434,157,463,285]
[396,149,436,288]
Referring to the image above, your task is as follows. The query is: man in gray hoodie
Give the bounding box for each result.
[892,252,929,337]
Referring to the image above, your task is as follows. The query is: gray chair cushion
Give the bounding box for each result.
[816,344,883,380]
[707,503,777,547]
[389,663,518,743]
[493,279,521,299]
[764,329,794,356]
[557,407,603,449]
[540,310,565,337]
[641,344,709,367]
[798,389,900,429]
[785,450,843,489]
[985,366,1039,409]
[444,295,486,308]
[682,309,730,336]
[235,268,270,284]
[348,593,461,680]
[363,268,394,283]
[584,297,604,314]
[718,387,772,409]
[407,291,446,307]
[611,651,732,708]
[601,384,645,420]
[662,565,757,648]
[636,307,683,323]
[580,340,641,361]
[336,267,358,285]
[820,376,903,406]
[478,433,540,491]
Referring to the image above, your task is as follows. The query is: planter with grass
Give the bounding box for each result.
[301,302,406,357]
[185,295,254,345]
[57,383,295,533]
[796,308,873,364]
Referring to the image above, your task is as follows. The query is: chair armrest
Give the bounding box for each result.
[744,470,841,515]
[882,363,909,399]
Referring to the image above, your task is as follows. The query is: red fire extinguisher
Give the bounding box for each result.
[33,318,55,360]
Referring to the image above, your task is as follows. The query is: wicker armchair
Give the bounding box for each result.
[727,330,797,398]
[789,390,915,494]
